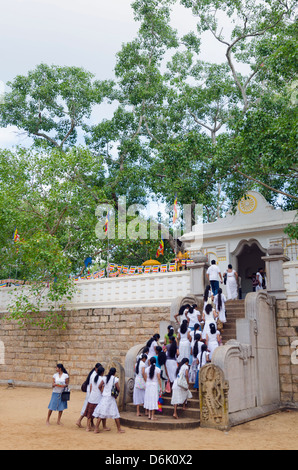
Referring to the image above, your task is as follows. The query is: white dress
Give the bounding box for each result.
[165,345,178,383]
[80,371,95,415]
[147,340,158,360]
[92,376,120,420]
[133,361,146,406]
[214,293,227,323]
[226,270,238,300]
[207,330,219,359]
[188,310,200,329]
[177,328,191,362]
[88,373,103,405]
[197,351,208,371]
[190,340,204,382]
[202,310,217,340]
[144,366,161,411]
[171,363,192,405]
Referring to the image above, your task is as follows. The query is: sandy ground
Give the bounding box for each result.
[0,386,297,451]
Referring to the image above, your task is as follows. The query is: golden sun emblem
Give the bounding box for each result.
[238,195,258,214]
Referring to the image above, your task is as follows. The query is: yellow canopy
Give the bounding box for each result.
[142,259,161,266]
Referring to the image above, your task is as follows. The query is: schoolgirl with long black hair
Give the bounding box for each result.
[146,334,160,360]
[165,335,179,384]
[177,319,192,362]
[76,362,102,428]
[143,357,162,421]
[93,367,125,434]
[171,358,192,419]
[133,353,147,416]
[46,364,69,426]
[84,365,105,432]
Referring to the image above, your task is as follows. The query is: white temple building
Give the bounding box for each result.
[180,191,298,297]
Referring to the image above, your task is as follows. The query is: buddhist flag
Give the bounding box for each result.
[104,211,110,233]
[13,227,20,242]
[173,195,178,224]
[156,239,164,258]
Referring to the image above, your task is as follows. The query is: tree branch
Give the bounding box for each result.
[236,169,298,200]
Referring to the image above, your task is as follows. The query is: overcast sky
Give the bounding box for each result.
[0,0,229,148]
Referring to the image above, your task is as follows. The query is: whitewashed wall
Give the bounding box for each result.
[0,271,191,313]
[283,261,298,302]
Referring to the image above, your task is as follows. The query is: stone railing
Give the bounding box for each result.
[0,270,191,313]
[283,260,298,302]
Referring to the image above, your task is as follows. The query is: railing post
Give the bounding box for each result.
[262,245,289,300]
[188,253,209,299]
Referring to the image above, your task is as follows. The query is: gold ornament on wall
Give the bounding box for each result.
[238,195,258,214]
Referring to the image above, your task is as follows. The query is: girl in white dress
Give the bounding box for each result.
[190,333,204,382]
[177,320,192,362]
[76,364,100,428]
[202,304,218,340]
[225,265,238,300]
[187,306,200,331]
[174,304,190,325]
[146,334,160,362]
[171,358,193,419]
[133,354,147,417]
[144,357,162,421]
[203,285,214,310]
[194,344,210,389]
[166,336,179,384]
[206,323,221,360]
[84,365,105,432]
[214,288,227,324]
[93,367,125,434]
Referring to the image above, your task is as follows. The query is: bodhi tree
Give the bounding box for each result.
[0,64,113,150]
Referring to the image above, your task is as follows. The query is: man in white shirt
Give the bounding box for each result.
[206,260,223,295]
[256,268,266,291]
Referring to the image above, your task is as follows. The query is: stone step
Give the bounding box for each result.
[120,411,200,431]
[125,402,200,419]
[155,394,199,409]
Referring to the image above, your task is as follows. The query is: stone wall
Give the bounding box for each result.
[276,300,298,406]
[0,305,170,388]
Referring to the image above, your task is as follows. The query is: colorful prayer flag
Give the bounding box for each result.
[173,195,178,224]
[152,265,160,273]
[104,211,110,233]
[160,265,167,272]
[13,227,20,242]
[156,239,164,258]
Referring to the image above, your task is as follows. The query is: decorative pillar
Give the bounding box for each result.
[199,363,230,431]
[188,253,209,298]
[262,245,289,300]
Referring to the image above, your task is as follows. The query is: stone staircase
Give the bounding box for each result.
[120,382,200,430]
[220,299,245,344]
[120,299,246,430]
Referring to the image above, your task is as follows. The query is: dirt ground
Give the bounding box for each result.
[0,385,297,451]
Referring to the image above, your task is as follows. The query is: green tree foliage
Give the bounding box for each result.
[0,64,112,149]
[6,232,76,330]
[0,0,297,329]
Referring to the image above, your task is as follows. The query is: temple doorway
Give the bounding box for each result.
[235,240,267,298]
